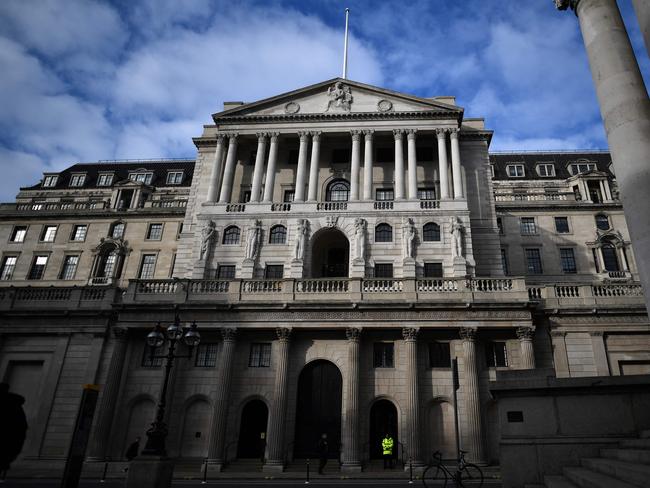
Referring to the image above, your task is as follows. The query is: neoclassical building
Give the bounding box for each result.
[0,78,647,478]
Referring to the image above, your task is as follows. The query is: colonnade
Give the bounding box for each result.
[205,128,465,205]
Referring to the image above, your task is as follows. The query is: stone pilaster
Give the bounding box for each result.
[449,128,463,199]
[349,130,362,201]
[218,133,239,203]
[406,129,418,199]
[363,130,374,200]
[590,331,610,376]
[206,134,227,203]
[250,133,268,202]
[550,330,570,378]
[403,327,423,466]
[262,133,280,203]
[294,132,310,202]
[307,132,322,202]
[459,327,485,464]
[342,327,362,472]
[393,129,405,200]
[436,129,450,199]
[516,327,536,370]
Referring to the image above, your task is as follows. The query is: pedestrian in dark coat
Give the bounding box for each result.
[0,383,28,475]
[125,436,141,461]
[317,433,329,474]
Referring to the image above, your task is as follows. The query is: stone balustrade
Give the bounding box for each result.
[0,285,118,311]
[527,282,645,308]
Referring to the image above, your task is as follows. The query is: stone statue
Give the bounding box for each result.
[325,81,353,112]
[450,217,464,259]
[402,218,416,259]
[199,220,216,260]
[354,218,367,261]
[245,220,262,260]
[293,219,308,261]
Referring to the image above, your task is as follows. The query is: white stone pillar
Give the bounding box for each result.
[516,327,536,370]
[596,246,606,273]
[262,133,280,203]
[393,129,405,200]
[250,133,268,203]
[342,327,361,472]
[264,328,291,471]
[459,327,485,464]
[294,132,310,202]
[403,327,423,466]
[406,129,418,200]
[550,330,570,378]
[450,128,464,199]
[436,129,450,200]
[218,133,239,203]
[350,131,362,201]
[618,246,630,271]
[307,131,322,202]
[206,135,227,202]
[363,130,374,200]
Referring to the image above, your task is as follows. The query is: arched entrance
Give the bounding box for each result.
[311,228,349,278]
[294,360,342,458]
[369,399,398,459]
[426,400,457,460]
[237,399,268,459]
[179,399,211,458]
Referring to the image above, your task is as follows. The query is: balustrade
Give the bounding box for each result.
[296,279,349,293]
[316,202,347,211]
[373,201,393,210]
[592,284,643,297]
[189,280,230,294]
[362,279,403,293]
[136,280,180,294]
[417,279,461,292]
[271,203,291,212]
[241,280,283,293]
[419,200,440,209]
[554,285,581,298]
[469,278,513,292]
[225,203,246,212]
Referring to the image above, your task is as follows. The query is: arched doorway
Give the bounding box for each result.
[311,228,349,278]
[369,399,398,459]
[294,360,342,458]
[123,397,155,458]
[426,400,457,460]
[180,399,211,458]
[237,400,268,459]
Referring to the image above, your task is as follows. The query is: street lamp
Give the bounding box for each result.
[141,316,201,457]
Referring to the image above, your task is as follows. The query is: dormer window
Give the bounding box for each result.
[506,164,525,178]
[166,171,184,185]
[97,173,114,186]
[569,162,596,175]
[43,175,58,187]
[128,172,153,184]
[70,173,86,187]
[536,163,556,177]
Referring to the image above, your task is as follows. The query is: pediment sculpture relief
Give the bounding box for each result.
[325,81,353,112]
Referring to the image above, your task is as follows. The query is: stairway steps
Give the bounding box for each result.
[563,466,637,488]
[639,430,650,439]
[601,447,650,465]
[543,475,578,488]
[581,457,650,487]
[620,438,650,449]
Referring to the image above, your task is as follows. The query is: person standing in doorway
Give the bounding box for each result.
[123,436,141,472]
[317,433,329,474]
[0,383,27,479]
[382,433,394,469]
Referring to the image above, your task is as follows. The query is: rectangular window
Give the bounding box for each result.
[520,217,536,235]
[486,342,508,367]
[501,249,509,275]
[555,217,570,234]
[240,190,251,203]
[506,164,525,177]
[249,343,271,367]
[283,189,295,202]
[216,265,236,279]
[10,226,27,243]
[142,345,163,367]
[138,254,157,279]
[429,342,451,368]
[166,171,184,185]
[28,255,48,280]
[560,248,577,274]
[97,173,114,186]
[525,248,543,274]
[373,343,394,368]
[423,262,443,278]
[71,224,88,242]
[41,225,57,242]
[69,174,86,187]
[169,253,176,278]
[60,255,79,280]
[146,223,163,240]
[0,256,17,280]
[497,217,504,235]
[265,264,284,279]
[376,188,394,201]
[374,263,394,278]
[195,343,218,367]
[43,175,58,187]
[417,188,436,200]
[570,162,596,175]
[129,172,154,184]
[536,164,556,177]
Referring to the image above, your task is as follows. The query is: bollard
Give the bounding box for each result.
[99,461,108,483]
[202,458,208,484]
[409,458,413,484]
[305,458,310,484]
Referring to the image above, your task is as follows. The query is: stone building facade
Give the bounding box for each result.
[0,78,648,477]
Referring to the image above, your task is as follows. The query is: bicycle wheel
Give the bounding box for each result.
[459,463,484,487]
[422,463,448,487]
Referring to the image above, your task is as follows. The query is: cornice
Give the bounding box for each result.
[213,110,463,125]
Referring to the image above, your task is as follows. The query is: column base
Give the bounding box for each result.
[192,261,208,279]
[402,257,416,278]
[262,461,285,473]
[350,259,366,278]
[240,259,255,279]
[125,456,173,488]
[206,461,224,474]
[452,256,467,277]
[289,259,304,278]
[340,463,362,473]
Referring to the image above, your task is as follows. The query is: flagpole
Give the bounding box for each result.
[342,8,350,79]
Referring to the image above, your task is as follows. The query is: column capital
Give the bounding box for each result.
[255,132,268,140]
[406,129,418,140]
[459,327,477,342]
[112,327,129,341]
[215,134,227,144]
[298,131,310,142]
[516,326,535,341]
[224,132,239,141]
[589,330,605,337]
[393,129,405,140]
[276,327,292,342]
[549,330,567,338]
[402,327,419,342]
[435,128,448,139]
[346,327,362,342]
[449,127,460,138]
[350,130,362,141]
[362,129,375,138]
[221,327,237,342]
[310,131,322,141]
[554,0,580,13]
[268,132,280,142]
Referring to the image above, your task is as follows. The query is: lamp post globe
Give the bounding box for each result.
[183,321,201,347]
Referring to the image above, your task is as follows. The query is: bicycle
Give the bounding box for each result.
[422,450,484,487]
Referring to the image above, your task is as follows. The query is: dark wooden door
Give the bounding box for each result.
[369,400,398,459]
[237,400,268,458]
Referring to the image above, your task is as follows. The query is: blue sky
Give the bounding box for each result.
[0,0,648,201]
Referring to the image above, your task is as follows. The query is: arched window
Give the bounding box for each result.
[222,226,240,245]
[601,243,619,271]
[595,214,610,231]
[422,222,441,241]
[326,179,350,202]
[269,225,287,244]
[109,221,125,239]
[375,223,393,243]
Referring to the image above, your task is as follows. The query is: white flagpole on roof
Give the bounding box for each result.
[342,8,350,79]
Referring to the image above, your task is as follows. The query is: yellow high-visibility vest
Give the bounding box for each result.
[382,437,394,455]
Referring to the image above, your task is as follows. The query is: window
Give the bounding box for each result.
[97,173,114,186]
[10,226,27,243]
[486,342,508,367]
[506,164,525,177]
[195,343,218,367]
[423,222,441,241]
[166,171,184,185]
[595,214,610,231]
[424,262,443,278]
[41,225,57,242]
[602,244,619,271]
[265,264,284,279]
[0,256,17,280]
[239,190,251,203]
[269,225,286,244]
[249,343,271,367]
[376,188,394,201]
[110,222,125,239]
[71,224,88,242]
[43,175,58,187]
[520,217,536,235]
[146,223,163,240]
[60,255,79,280]
[69,174,86,187]
[216,265,236,279]
[138,254,157,279]
[497,217,504,235]
[569,162,596,175]
[417,188,436,200]
[326,180,350,201]
[169,253,176,277]
[536,164,556,177]
[283,189,295,202]
[177,222,183,239]
[560,248,577,274]
[28,255,48,280]
[501,249,509,275]
[223,226,240,245]
[373,343,394,368]
[429,342,451,368]
[573,186,582,201]
[374,263,393,278]
[142,344,163,367]
[101,252,118,278]
[525,248,543,274]
[375,223,393,242]
[555,217,570,234]
[489,164,495,178]
[129,172,154,184]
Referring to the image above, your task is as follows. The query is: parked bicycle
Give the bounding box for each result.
[422,450,484,487]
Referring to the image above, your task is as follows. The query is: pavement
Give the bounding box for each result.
[0,481,500,487]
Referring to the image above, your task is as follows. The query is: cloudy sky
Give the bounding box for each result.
[0,0,647,201]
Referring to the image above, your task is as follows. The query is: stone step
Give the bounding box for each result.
[639,430,650,439]
[601,447,650,465]
[562,466,637,488]
[542,475,578,488]
[582,457,650,487]
[621,439,650,449]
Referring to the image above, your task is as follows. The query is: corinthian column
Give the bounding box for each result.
[459,327,485,464]
[449,128,463,199]
[556,0,650,315]
[218,134,239,203]
[342,327,361,472]
[207,328,237,470]
[262,133,280,203]
[403,327,423,466]
[250,133,268,203]
[516,327,536,370]
[264,328,291,472]
[87,328,129,461]
[307,132,322,202]
[294,132,310,202]
[350,131,362,201]
[362,130,374,200]
[436,129,450,200]
[406,129,418,200]
[206,135,226,203]
[393,129,405,200]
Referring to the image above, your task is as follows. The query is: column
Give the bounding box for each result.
[362,130,374,200]
[262,133,280,203]
[342,327,361,472]
[436,129,450,199]
[294,132,310,202]
[87,328,129,461]
[557,0,650,315]
[550,330,570,378]
[450,128,464,199]
[406,129,418,199]
[349,131,362,201]
[218,133,239,203]
[393,129,405,200]
[516,327,536,370]
[207,328,237,469]
[459,327,485,464]
[596,246,606,273]
[250,133,268,203]
[618,246,630,271]
[307,131,322,202]
[206,135,227,202]
[590,331,610,376]
[265,328,291,471]
[403,328,423,466]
